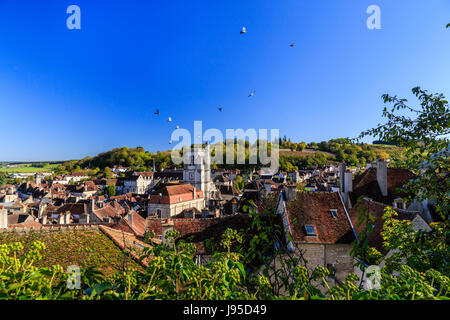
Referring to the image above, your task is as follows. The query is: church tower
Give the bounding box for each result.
[183,143,214,201]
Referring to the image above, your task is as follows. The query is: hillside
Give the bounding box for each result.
[279,149,335,157]
[52,139,406,176]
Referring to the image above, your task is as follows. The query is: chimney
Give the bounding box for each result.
[376,159,388,197]
[0,207,7,229]
[128,211,133,226]
[344,171,353,193]
[285,184,297,202]
[89,198,95,214]
[38,203,46,218]
[65,211,71,224]
[339,162,346,193]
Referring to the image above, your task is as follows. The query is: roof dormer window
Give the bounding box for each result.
[393,198,405,210]
[330,209,338,218]
[304,225,317,236]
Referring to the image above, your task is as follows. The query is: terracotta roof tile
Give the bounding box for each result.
[285,192,355,244]
[349,198,426,253]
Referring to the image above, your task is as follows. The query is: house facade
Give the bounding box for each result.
[275,186,357,284]
[147,184,205,219]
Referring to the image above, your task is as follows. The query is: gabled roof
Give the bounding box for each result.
[149,184,204,204]
[118,210,146,237]
[351,167,415,205]
[7,213,34,225]
[285,192,355,244]
[145,214,281,255]
[56,203,87,215]
[349,198,428,253]
[92,203,122,221]
[84,181,99,192]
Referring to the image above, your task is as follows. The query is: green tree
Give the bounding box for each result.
[234,175,245,191]
[0,172,7,186]
[106,184,116,197]
[358,87,449,218]
[103,167,113,179]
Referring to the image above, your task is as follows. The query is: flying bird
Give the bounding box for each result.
[218,107,223,112]
[290,42,295,48]
[240,26,247,34]
[168,117,172,122]
[154,109,159,115]
[248,90,255,97]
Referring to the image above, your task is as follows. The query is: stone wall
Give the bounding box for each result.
[295,243,354,283]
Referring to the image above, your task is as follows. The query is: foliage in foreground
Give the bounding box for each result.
[0,207,448,300]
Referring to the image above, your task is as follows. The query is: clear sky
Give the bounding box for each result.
[0,0,449,161]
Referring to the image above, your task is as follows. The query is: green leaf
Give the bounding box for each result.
[235,262,246,280]
[7,283,21,291]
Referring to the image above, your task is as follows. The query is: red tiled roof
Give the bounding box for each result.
[8,220,42,229]
[84,181,99,192]
[349,198,426,253]
[99,225,156,267]
[121,211,146,237]
[149,184,203,204]
[145,214,281,255]
[56,203,87,215]
[92,203,121,221]
[351,167,415,204]
[285,192,355,244]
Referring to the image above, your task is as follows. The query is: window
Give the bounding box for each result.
[304,225,316,236]
[330,209,338,218]
[156,209,162,218]
[394,199,405,210]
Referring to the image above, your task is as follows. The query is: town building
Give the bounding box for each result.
[147,184,205,219]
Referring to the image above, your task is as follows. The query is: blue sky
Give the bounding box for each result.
[0,0,449,161]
